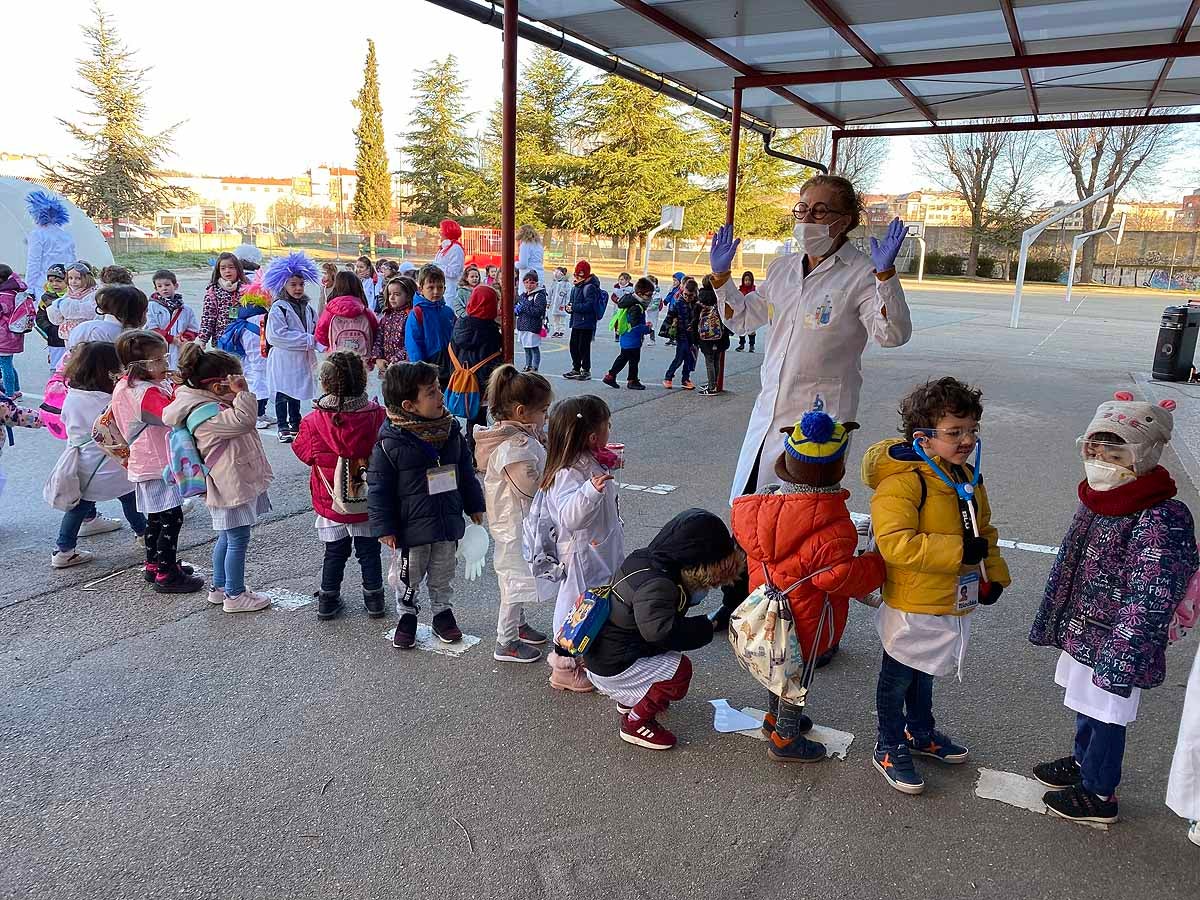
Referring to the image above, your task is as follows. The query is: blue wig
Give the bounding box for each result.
[26,190,70,227]
[263,252,320,297]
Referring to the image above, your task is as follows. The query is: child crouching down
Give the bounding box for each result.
[1030,393,1198,825]
[732,411,886,763]
[582,509,743,750]
[163,343,274,613]
[861,377,1010,795]
[368,361,485,649]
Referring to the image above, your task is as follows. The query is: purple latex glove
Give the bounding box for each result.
[869,218,907,272]
[709,223,741,274]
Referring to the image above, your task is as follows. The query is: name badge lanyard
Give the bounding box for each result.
[913,437,989,584]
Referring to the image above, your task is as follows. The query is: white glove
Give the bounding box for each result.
[458,521,490,582]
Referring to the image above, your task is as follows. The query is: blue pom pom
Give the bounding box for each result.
[800,410,835,444]
[262,252,320,296]
[25,189,70,227]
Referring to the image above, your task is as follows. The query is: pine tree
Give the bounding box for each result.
[41,3,190,232]
[401,55,479,226]
[352,39,391,254]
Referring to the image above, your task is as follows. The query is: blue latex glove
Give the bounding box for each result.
[869,217,907,272]
[709,223,741,274]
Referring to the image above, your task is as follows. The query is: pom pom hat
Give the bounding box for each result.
[1085,391,1176,475]
[574,260,592,278]
[26,189,70,227]
[776,410,859,487]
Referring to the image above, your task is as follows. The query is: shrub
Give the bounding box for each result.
[974,256,997,279]
[1023,258,1065,283]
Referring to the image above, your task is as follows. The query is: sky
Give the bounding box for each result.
[4,0,1195,202]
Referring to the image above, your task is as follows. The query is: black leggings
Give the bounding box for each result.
[321,536,383,593]
[608,347,641,382]
[145,506,184,568]
[569,328,593,372]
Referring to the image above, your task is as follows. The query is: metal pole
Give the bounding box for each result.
[499,0,517,364]
[643,223,667,276]
[725,88,742,228]
[1010,234,1032,328]
[829,132,840,174]
[916,237,927,283]
[1065,237,1081,304]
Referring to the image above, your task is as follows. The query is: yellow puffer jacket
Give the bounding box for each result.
[861,438,1010,616]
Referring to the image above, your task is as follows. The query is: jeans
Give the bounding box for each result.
[569,328,593,372]
[876,650,935,746]
[1075,713,1127,797]
[393,540,457,617]
[321,536,382,594]
[608,347,641,382]
[523,346,541,371]
[274,393,302,433]
[145,507,184,567]
[665,339,695,382]
[212,524,252,597]
[0,355,18,394]
[57,493,145,551]
[465,405,488,464]
[700,344,720,387]
[738,333,756,351]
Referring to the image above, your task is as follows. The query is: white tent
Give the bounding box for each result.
[0,177,113,278]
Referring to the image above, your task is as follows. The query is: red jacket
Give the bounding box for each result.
[732,489,885,659]
[293,403,387,523]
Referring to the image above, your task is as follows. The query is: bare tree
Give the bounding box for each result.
[228,202,255,229]
[1054,112,1179,282]
[832,135,890,189]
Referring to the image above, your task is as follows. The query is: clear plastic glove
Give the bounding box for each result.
[869,217,907,272]
[458,521,490,582]
[709,223,741,274]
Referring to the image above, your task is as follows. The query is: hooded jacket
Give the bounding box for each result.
[0,274,30,354]
[861,438,1010,616]
[405,295,456,380]
[450,290,503,395]
[568,275,606,331]
[292,401,388,523]
[733,486,885,659]
[583,509,731,677]
[315,296,379,358]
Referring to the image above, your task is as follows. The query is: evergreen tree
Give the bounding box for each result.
[352,39,391,254]
[400,55,479,226]
[41,3,190,231]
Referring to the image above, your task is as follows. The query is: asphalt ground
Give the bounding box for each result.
[3,273,1200,899]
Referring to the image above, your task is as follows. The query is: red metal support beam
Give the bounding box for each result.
[832,111,1200,140]
[725,87,742,228]
[998,0,1040,119]
[500,0,517,363]
[735,39,1200,89]
[1146,0,1200,111]
[829,132,840,174]
[611,0,845,127]
[803,0,937,123]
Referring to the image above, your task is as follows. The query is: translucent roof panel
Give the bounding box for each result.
[507,0,1200,128]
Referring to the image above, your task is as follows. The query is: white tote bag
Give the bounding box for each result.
[42,440,101,511]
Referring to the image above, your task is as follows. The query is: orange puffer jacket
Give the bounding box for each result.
[732,488,886,659]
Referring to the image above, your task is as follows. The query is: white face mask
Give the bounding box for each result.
[793,222,838,257]
[1084,459,1136,491]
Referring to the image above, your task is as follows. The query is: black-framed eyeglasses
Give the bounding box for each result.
[792,202,848,222]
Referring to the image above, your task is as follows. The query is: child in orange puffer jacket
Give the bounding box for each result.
[732,410,885,763]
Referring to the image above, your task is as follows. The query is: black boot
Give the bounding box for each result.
[316,589,344,621]
[363,588,386,618]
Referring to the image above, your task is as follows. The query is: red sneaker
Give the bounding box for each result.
[620,714,677,750]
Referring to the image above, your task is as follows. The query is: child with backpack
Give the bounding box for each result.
[529,395,625,692]
[547,267,570,338]
[473,365,554,663]
[406,264,456,388]
[35,263,69,371]
[662,278,699,390]
[354,256,379,312]
[602,277,653,392]
[316,271,378,363]
[110,330,204,594]
[1029,393,1198,825]
[147,270,200,369]
[0,264,32,397]
[293,351,388,621]
[695,281,730,396]
[731,411,886,762]
[515,271,547,373]
[217,286,272,427]
[609,272,635,342]
[263,252,320,444]
[163,343,274,614]
[48,341,146,569]
[449,284,503,464]
[372,276,414,373]
[581,509,742,750]
[368,361,485,649]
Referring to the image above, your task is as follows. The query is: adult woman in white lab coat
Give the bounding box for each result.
[516,224,545,290]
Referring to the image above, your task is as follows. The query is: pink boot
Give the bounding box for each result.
[549,665,594,693]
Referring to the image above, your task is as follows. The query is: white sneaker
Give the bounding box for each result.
[77,516,122,537]
[206,587,227,606]
[1189,820,1200,847]
[223,590,271,613]
[133,534,146,549]
[51,549,94,568]
[180,498,198,515]
[256,415,276,430]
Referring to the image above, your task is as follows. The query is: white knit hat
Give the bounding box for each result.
[1085,391,1176,474]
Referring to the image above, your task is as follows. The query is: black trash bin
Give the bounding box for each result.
[1151,304,1200,382]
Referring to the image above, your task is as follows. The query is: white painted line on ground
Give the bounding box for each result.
[1027,294,1089,357]
[974,768,1108,831]
[734,706,854,760]
[379,624,480,657]
[617,482,676,495]
[259,588,314,610]
[997,539,1060,555]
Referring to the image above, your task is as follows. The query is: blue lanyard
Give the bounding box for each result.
[912,437,981,503]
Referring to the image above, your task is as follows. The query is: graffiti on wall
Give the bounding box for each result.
[1143,269,1200,291]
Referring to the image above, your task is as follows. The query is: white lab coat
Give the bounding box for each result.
[482,425,547,605]
[546,279,571,330]
[66,315,123,351]
[241,315,269,399]
[517,241,545,289]
[432,241,465,285]
[1167,643,1200,821]
[47,289,98,340]
[144,302,201,369]
[60,388,137,502]
[716,242,911,504]
[266,299,316,403]
[25,225,76,300]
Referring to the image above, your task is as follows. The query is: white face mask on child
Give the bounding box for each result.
[1084,459,1136,491]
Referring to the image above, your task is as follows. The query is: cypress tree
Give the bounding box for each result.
[352,39,391,254]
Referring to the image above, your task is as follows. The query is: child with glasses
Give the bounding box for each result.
[860,376,1009,796]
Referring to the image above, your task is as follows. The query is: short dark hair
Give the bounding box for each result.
[96,284,149,327]
[634,277,655,294]
[417,264,445,288]
[152,269,177,286]
[99,265,133,285]
[899,377,984,441]
[64,341,121,392]
[0,264,12,282]
[383,361,439,411]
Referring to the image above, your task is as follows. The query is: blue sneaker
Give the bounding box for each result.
[767,733,826,763]
[906,729,969,764]
[873,742,925,795]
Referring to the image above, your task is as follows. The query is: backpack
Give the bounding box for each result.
[315,454,370,516]
[556,568,650,657]
[328,311,373,357]
[698,304,723,342]
[728,563,835,704]
[39,371,69,440]
[7,295,36,334]
[161,402,224,498]
[92,403,145,468]
[443,344,500,421]
[611,307,631,336]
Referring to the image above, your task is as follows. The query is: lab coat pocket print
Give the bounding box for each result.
[797,376,842,421]
[803,292,837,330]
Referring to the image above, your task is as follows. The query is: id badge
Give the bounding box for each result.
[956,572,980,612]
[426,464,458,495]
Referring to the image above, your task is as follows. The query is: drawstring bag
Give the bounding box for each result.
[443,345,500,421]
[1170,564,1200,644]
[43,439,103,511]
[729,563,835,704]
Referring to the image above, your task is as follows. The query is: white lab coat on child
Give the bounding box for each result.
[715,241,912,504]
[241,315,268,398]
[60,388,136,502]
[1167,643,1200,822]
[547,278,571,332]
[266,299,317,403]
[517,241,545,289]
[481,424,547,605]
[145,301,201,369]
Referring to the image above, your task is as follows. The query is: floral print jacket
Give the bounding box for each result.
[1030,498,1198,697]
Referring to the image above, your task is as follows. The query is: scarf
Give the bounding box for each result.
[1078,465,1177,516]
[389,408,454,449]
[67,285,90,300]
[778,482,843,495]
[218,277,239,292]
[152,292,183,312]
[315,393,369,413]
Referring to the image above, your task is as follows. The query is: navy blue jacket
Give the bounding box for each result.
[515,288,547,333]
[450,315,503,400]
[367,418,485,548]
[568,275,607,330]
